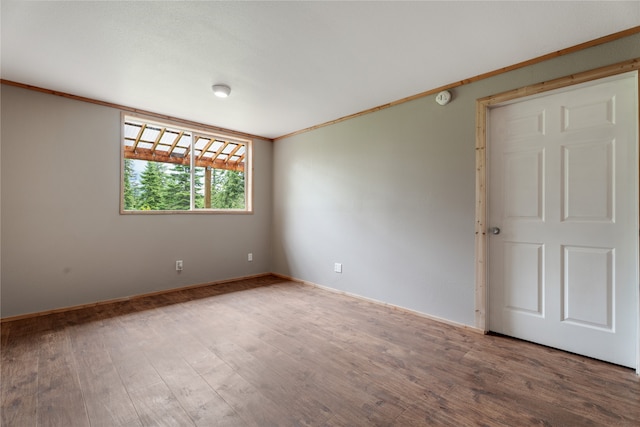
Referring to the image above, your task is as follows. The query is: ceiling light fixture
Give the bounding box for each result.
[212,84,231,98]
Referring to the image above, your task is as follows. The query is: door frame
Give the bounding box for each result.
[474,58,640,373]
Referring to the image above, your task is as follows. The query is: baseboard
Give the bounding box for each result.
[3,272,485,336]
[0,273,273,323]
[271,273,485,335]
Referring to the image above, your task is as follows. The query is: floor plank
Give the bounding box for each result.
[1,329,40,426]
[65,312,141,427]
[2,275,639,426]
[37,328,90,427]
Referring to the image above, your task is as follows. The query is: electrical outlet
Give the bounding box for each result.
[334,263,342,273]
[176,260,183,271]
[248,253,253,262]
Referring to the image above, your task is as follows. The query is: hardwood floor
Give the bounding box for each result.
[2,275,639,426]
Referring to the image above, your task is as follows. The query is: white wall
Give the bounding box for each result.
[272,34,640,327]
[0,85,273,318]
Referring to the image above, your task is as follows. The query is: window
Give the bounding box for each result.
[121,115,251,213]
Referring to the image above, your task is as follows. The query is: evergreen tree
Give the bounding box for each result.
[164,164,191,210]
[123,159,137,210]
[193,167,205,209]
[211,169,245,209]
[138,161,167,210]
[225,170,245,209]
[127,161,244,211]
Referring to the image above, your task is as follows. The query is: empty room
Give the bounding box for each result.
[2,1,640,426]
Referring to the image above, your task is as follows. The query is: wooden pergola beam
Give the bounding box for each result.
[211,141,230,162]
[131,124,147,151]
[150,128,166,152]
[225,144,242,163]
[197,137,216,160]
[204,167,212,208]
[124,146,244,172]
[166,131,185,155]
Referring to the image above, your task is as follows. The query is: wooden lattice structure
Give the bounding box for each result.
[123,118,246,172]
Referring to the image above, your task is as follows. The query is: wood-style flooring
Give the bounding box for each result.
[2,275,639,426]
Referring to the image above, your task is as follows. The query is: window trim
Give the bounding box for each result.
[120,112,253,215]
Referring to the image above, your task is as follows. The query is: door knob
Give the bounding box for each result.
[490,227,501,235]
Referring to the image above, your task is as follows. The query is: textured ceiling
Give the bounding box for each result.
[2,1,639,139]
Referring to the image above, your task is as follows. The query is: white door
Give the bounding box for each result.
[488,72,638,368]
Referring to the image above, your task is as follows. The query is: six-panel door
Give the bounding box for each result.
[488,72,638,368]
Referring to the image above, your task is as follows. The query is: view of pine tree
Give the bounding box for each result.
[123,159,137,210]
[164,164,191,210]
[193,167,205,209]
[125,160,244,211]
[138,161,167,210]
[211,170,245,209]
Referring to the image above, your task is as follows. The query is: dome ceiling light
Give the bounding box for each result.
[212,84,231,98]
